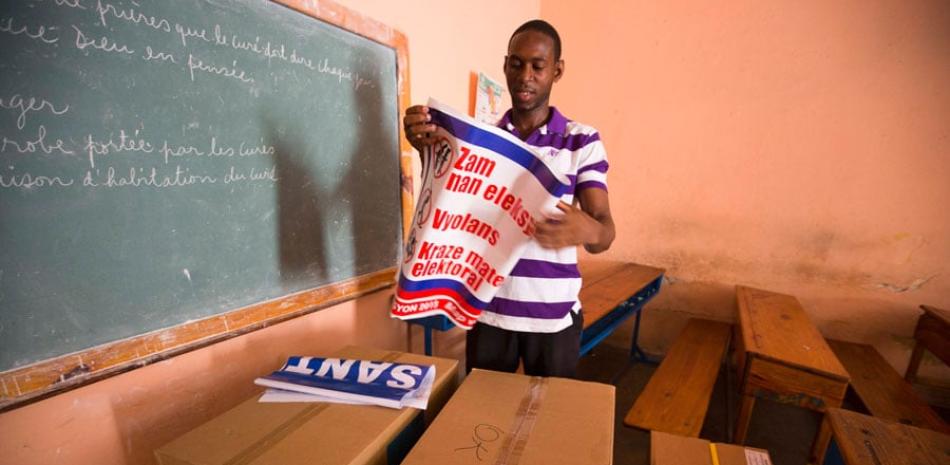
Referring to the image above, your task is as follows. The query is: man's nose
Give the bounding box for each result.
[517,66,534,83]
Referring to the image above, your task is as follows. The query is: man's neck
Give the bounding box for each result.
[510,105,551,140]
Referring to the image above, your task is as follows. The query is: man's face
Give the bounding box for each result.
[504,30,563,113]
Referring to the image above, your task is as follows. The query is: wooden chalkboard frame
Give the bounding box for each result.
[0,0,415,413]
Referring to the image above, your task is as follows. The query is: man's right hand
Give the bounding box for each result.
[403,105,439,152]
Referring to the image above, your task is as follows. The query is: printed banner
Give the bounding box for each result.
[254,357,435,409]
[391,99,570,329]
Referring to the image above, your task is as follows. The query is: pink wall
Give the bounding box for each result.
[542,0,950,377]
[0,2,540,464]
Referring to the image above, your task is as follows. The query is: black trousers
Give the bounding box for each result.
[465,310,583,378]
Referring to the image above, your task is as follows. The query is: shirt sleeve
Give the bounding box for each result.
[575,134,608,191]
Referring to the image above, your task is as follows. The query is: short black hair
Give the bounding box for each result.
[509,19,562,61]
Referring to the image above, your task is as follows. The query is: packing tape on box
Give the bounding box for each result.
[493,376,549,465]
[224,351,406,465]
[224,403,331,465]
[710,443,721,465]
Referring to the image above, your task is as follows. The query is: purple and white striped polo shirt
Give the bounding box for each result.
[479,107,609,333]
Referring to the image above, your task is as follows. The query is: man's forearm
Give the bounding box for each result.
[583,214,615,254]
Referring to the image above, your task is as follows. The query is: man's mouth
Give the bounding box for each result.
[514,89,534,101]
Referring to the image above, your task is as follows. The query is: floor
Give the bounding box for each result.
[576,342,823,465]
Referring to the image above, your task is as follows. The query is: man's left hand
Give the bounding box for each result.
[533,201,599,249]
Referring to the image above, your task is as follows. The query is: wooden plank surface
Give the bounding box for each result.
[736,286,848,381]
[744,357,848,409]
[578,261,664,330]
[827,408,950,465]
[624,318,731,436]
[827,339,950,434]
[917,305,950,366]
[578,260,630,285]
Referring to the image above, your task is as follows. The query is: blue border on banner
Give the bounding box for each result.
[397,275,491,310]
[429,109,570,198]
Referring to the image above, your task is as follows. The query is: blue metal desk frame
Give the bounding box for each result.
[408,273,664,361]
[580,273,664,360]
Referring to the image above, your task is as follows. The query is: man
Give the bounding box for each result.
[403,20,615,378]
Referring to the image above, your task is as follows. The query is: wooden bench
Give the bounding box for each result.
[577,261,665,359]
[905,305,950,383]
[826,339,950,434]
[624,318,732,436]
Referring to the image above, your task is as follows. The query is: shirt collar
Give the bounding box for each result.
[497,107,568,137]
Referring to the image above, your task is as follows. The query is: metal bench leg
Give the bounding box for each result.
[424,327,433,356]
[724,342,733,443]
[630,308,655,364]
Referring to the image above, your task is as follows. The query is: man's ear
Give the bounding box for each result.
[502,55,509,73]
[554,59,564,82]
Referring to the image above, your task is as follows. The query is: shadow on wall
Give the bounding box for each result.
[346,55,407,352]
[264,115,330,287]
[262,66,402,294]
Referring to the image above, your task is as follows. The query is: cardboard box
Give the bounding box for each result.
[155,346,458,465]
[651,431,774,465]
[401,369,615,465]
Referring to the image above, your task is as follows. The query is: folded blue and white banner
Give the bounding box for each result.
[391,99,570,328]
[254,356,435,409]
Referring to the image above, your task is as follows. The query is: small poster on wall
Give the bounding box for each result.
[472,72,506,125]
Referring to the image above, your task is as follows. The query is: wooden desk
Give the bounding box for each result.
[577,261,665,359]
[734,286,850,464]
[407,261,664,359]
[821,408,950,465]
[905,305,950,383]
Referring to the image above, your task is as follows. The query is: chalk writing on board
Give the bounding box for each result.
[174,22,210,48]
[83,130,156,169]
[0,94,70,130]
[0,1,369,194]
[208,22,374,90]
[74,165,277,189]
[34,0,86,11]
[0,170,74,189]
[95,0,172,32]
[186,54,255,84]
[157,138,277,164]
[213,24,315,68]
[0,16,60,44]
[223,165,278,184]
[1,126,75,156]
[72,25,136,55]
[5,2,373,92]
[142,46,177,64]
[87,165,218,188]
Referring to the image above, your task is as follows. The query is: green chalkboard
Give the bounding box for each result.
[0,0,402,372]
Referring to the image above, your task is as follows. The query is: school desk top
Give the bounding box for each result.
[825,407,950,465]
[736,285,848,381]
